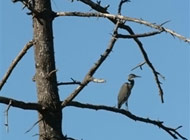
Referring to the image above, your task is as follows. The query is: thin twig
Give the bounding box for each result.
[66,101,187,140]
[4,100,12,132]
[131,61,146,71]
[0,40,34,91]
[47,69,58,78]
[57,78,81,86]
[57,81,81,86]
[25,118,43,133]
[61,21,120,107]
[118,0,130,15]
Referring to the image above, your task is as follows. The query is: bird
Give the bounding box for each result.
[117,74,141,109]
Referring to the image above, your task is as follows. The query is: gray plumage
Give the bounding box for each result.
[117,74,140,109]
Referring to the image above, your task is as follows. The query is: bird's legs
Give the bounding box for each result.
[125,102,129,111]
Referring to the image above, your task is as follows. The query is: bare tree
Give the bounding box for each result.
[0,0,189,140]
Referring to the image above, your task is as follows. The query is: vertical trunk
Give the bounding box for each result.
[33,1,64,140]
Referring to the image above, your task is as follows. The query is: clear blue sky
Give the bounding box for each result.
[0,0,189,140]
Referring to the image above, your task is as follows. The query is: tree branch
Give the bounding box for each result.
[61,21,120,107]
[71,1,166,103]
[116,30,163,38]
[131,61,146,71]
[118,0,130,15]
[56,11,165,102]
[66,101,187,140]
[55,11,190,43]
[57,78,81,86]
[0,96,42,111]
[0,40,34,91]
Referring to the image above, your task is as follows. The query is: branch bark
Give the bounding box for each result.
[66,101,187,140]
[0,96,41,110]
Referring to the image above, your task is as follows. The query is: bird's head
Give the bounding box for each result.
[128,74,141,80]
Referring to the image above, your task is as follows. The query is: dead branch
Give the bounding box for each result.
[55,11,190,43]
[66,101,187,140]
[0,40,34,91]
[4,100,12,132]
[57,81,81,86]
[90,77,106,83]
[0,96,42,111]
[25,118,43,133]
[61,21,120,107]
[116,30,163,38]
[57,78,81,86]
[131,61,146,71]
[76,0,165,103]
[118,0,130,15]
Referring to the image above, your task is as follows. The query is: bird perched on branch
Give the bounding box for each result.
[117,74,141,109]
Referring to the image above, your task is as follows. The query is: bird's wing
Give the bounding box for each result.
[117,83,129,108]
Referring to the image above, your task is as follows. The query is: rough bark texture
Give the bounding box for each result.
[33,0,64,140]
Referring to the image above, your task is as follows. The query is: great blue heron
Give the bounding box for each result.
[117,74,141,109]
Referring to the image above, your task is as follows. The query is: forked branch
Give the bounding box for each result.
[55,12,190,43]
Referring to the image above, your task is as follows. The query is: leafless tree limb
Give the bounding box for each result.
[4,100,12,132]
[57,82,81,86]
[58,78,81,86]
[0,40,34,91]
[118,0,130,15]
[55,11,190,43]
[131,61,146,71]
[61,21,120,107]
[66,101,187,140]
[56,10,166,103]
[25,118,43,133]
[75,0,165,103]
[0,96,41,111]
[116,30,163,38]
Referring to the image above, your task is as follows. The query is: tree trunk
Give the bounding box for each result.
[33,0,64,140]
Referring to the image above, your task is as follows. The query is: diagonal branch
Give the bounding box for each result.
[0,96,42,111]
[73,1,166,102]
[131,61,146,71]
[61,21,120,107]
[66,101,187,140]
[56,13,164,102]
[0,40,34,91]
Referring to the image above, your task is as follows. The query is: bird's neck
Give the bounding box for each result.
[128,79,134,87]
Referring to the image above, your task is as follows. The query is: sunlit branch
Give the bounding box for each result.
[55,12,190,43]
[0,40,34,91]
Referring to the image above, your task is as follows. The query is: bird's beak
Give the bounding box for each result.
[135,75,141,78]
